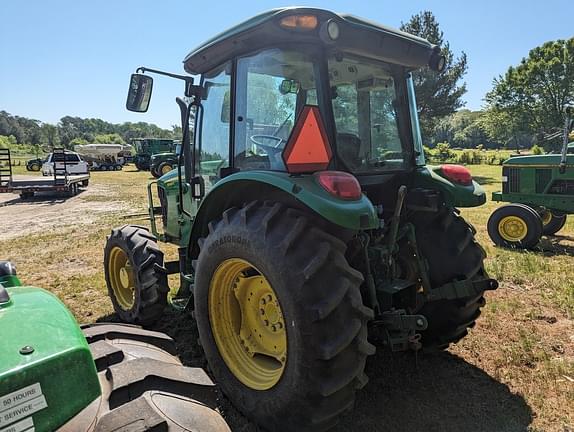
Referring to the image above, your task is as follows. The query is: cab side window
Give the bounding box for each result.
[199,62,231,189]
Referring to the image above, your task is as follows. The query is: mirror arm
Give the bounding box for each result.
[135,67,204,98]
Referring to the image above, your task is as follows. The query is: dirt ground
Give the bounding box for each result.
[0,183,125,240]
[1,167,573,431]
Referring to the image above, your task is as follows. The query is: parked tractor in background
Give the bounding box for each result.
[26,157,45,172]
[0,260,230,432]
[488,108,574,249]
[106,8,497,431]
[150,142,181,178]
[132,138,177,172]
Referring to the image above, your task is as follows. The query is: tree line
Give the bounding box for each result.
[403,12,573,152]
[0,111,179,150]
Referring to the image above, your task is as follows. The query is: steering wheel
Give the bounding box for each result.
[249,135,284,156]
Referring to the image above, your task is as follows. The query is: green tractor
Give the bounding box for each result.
[132,138,177,172]
[150,142,181,178]
[106,8,497,431]
[488,108,574,249]
[0,260,230,432]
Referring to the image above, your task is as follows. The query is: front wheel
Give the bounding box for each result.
[194,202,374,432]
[158,161,174,176]
[487,204,542,249]
[104,225,168,325]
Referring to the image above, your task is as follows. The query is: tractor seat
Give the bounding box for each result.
[336,133,362,169]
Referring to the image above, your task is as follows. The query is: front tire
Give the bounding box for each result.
[158,161,174,176]
[487,204,542,249]
[194,201,374,432]
[104,225,168,325]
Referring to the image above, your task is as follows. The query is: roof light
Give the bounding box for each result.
[326,20,340,40]
[282,105,332,173]
[279,15,318,31]
[315,171,362,201]
[441,164,472,185]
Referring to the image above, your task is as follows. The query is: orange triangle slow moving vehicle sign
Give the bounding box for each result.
[282,105,332,173]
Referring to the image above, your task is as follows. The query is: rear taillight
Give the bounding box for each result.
[440,164,472,185]
[314,171,362,200]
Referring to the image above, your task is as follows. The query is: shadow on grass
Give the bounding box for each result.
[0,190,85,206]
[537,235,574,256]
[473,175,499,185]
[97,309,533,432]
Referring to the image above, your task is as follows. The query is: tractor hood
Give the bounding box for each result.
[0,286,100,431]
[503,154,574,167]
[183,7,441,75]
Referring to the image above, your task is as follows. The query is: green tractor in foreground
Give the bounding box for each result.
[488,109,574,249]
[132,138,177,172]
[106,8,497,431]
[0,261,229,432]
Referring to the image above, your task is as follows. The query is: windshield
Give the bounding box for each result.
[328,55,407,173]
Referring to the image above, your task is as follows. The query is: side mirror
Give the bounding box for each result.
[126,74,153,112]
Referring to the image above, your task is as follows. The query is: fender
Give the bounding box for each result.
[412,166,486,208]
[187,170,379,257]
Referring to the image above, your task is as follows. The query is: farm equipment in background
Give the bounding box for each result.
[488,107,574,248]
[105,8,497,431]
[25,157,45,172]
[0,148,89,199]
[150,142,181,178]
[132,138,177,172]
[0,260,230,432]
[75,143,133,171]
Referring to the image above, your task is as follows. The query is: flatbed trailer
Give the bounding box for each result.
[0,148,90,198]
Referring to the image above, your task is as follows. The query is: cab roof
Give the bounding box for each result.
[183,7,439,75]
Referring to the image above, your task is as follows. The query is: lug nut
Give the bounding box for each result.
[260,308,265,315]
[264,320,269,327]
[260,298,266,305]
[267,294,272,302]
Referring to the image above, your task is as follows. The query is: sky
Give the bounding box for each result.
[1,1,573,129]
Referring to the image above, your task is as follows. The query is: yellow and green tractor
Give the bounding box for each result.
[105,8,497,431]
[488,108,574,249]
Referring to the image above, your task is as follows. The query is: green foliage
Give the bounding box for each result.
[0,135,44,156]
[94,133,126,144]
[435,142,452,160]
[484,38,574,151]
[424,146,511,165]
[69,137,88,146]
[0,111,177,149]
[531,144,544,155]
[400,11,468,143]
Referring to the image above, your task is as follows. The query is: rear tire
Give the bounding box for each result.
[68,324,231,432]
[104,225,168,325]
[540,209,567,235]
[409,207,492,348]
[194,201,374,432]
[487,204,542,249]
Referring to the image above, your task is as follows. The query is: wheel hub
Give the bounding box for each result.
[498,215,528,241]
[108,247,135,310]
[209,258,287,390]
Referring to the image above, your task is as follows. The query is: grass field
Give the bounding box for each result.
[1,164,573,431]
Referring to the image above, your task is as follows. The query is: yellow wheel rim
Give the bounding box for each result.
[541,210,552,226]
[498,216,528,242]
[108,247,135,310]
[209,258,286,390]
[161,164,172,175]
